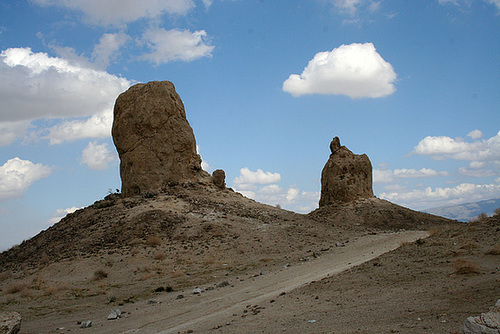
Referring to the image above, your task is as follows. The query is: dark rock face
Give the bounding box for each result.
[319,137,374,207]
[112,81,209,196]
[212,169,226,189]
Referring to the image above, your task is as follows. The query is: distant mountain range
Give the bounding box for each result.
[424,198,500,222]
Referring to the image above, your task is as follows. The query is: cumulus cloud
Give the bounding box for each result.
[485,0,500,11]
[373,167,449,184]
[0,47,131,144]
[233,168,281,186]
[0,158,53,201]
[80,141,116,170]
[468,129,483,139]
[380,182,500,210]
[48,206,80,225]
[413,131,500,161]
[46,110,113,144]
[30,0,195,26]
[283,43,396,98]
[140,28,214,64]
[231,167,319,213]
[92,32,130,69]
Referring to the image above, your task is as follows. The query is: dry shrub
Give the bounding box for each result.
[486,244,500,255]
[494,207,500,216]
[93,269,108,281]
[470,212,488,223]
[44,284,68,296]
[259,258,273,263]
[130,247,140,255]
[146,236,162,247]
[153,252,167,261]
[0,270,12,282]
[5,282,31,294]
[453,259,481,275]
[170,270,185,278]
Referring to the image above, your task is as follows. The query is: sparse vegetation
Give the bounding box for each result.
[494,207,500,216]
[452,259,481,275]
[486,244,500,255]
[93,199,115,209]
[93,269,108,281]
[469,212,488,223]
[5,282,30,294]
[146,236,162,247]
[153,252,167,260]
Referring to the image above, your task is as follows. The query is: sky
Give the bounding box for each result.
[0,0,500,250]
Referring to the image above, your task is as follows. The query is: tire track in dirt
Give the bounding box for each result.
[121,230,429,334]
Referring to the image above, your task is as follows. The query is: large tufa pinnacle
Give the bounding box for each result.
[319,137,374,207]
[112,81,210,197]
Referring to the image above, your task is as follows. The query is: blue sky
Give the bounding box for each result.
[1,0,500,250]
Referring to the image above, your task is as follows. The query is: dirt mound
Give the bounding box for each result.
[310,197,454,230]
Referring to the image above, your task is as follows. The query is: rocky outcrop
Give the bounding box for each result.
[319,137,374,207]
[463,299,500,334]
[212,169,226,189]
[0,311,21,334]
[112,81,209,196]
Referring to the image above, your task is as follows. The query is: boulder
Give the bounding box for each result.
[0,311,21,334]
[112,81,209,197]
[212,169,226,189]
[463,299,500,334]
[319,137,374,207]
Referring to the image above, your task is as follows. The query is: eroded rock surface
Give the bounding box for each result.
[112,81,209,196]
[0,311,21,334]
[319,137,374,207]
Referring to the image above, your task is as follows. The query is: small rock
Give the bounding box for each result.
[308,320,316,323]
[80,320,92,328]
[335,242,345,247]
[107,309,122,320]
[176,294,185,299]
[147,300,158,304]
[216,281,230,288]
[0,311,21,334]
[192,287,202,294]
[283,264,291,268]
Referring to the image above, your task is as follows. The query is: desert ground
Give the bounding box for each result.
[0,183,498,333]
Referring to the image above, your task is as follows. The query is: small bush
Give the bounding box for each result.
[0,271,12,282]
[146,236,162,247]
[93,269,108,281]
[153,252,167,260]
[486,244,500,255]
[453,259,481,275]
[470,212,488,223]
[94,200,114,209]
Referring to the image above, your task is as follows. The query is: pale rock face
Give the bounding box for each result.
[112,81,209,196]
[319,137,374,207]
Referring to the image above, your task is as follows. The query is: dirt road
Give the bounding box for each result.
[111,230,429,334]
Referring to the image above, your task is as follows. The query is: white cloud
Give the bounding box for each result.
[233,167,281,186]
[0,158,53,201]
[333,0,361,16]
[283,43,396,98]
[485,0,500,12]
[30,0,195,26]
[374,167,449,183]
[81,141,116,170]
[0,121,31,146]
[380,182,500,210]
[413,131,500,161]
[48,206,80,225]
[46,110,113,144]
[231,167,319,213]
[0,47,131,144]
[468,129,483,139]
[140,28,214,64]
[92,32,130,69]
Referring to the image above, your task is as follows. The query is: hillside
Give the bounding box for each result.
[425,198,500,222]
